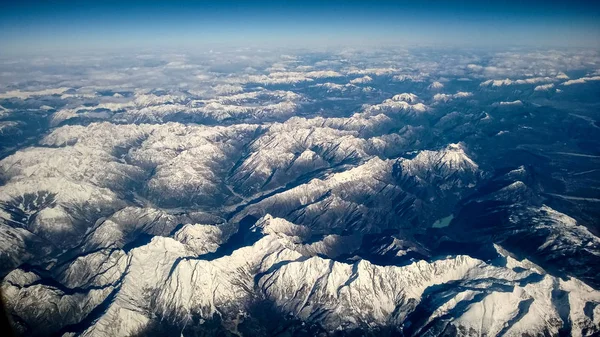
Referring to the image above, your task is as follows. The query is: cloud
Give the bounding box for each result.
[467,64,483,72]
[480,50,600,78]
[0,87,71,99]
[60,93,98,99]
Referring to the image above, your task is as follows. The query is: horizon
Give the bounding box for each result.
[1,0,600,55]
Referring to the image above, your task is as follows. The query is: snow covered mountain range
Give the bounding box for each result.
[0,48,599,336]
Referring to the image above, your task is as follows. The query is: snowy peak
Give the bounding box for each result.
[254,214,311,241]
[400,142,479,177]
[391,93,420,103]
[428,81,444,90]
[363,95,429,116]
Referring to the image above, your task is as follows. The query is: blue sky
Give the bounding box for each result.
[1,0,599,53]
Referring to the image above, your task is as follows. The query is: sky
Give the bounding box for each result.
[1,0,599,54]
